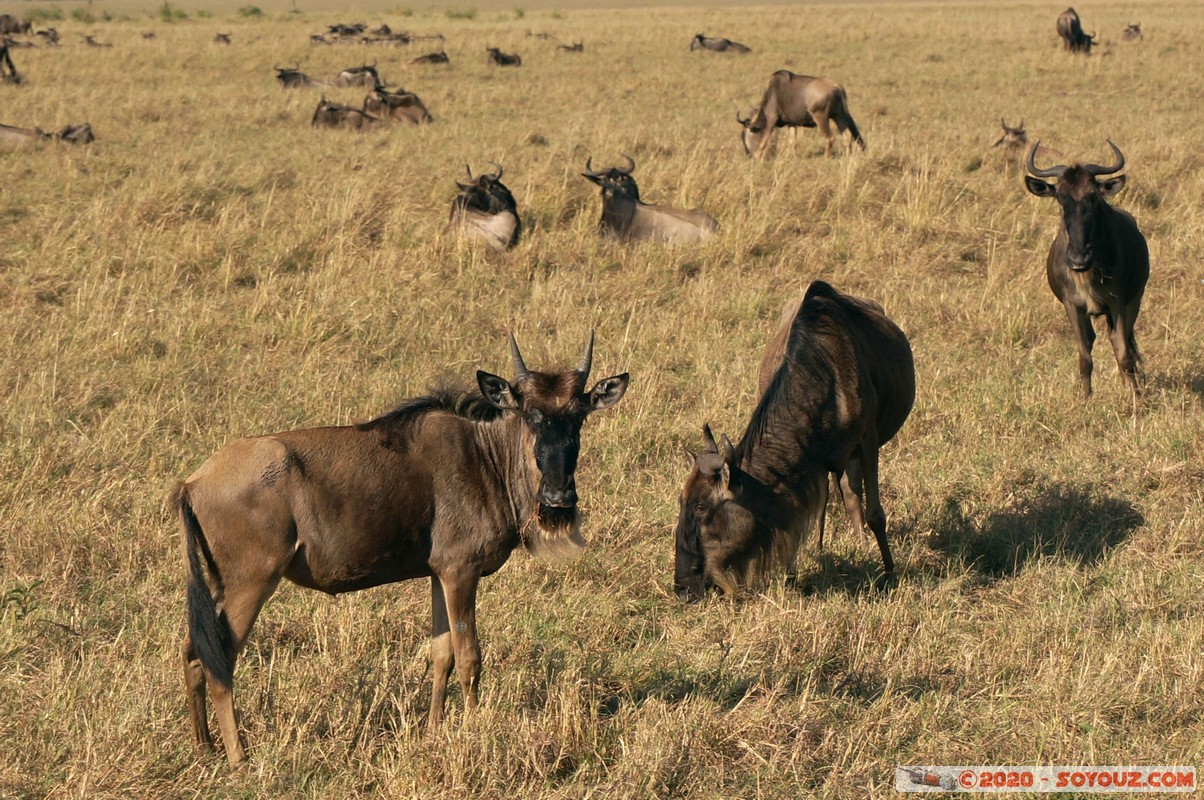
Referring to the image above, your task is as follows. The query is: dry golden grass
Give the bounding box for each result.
[1,0,1202,797]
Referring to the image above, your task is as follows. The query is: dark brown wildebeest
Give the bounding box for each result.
[557,41,584,52]
[332,63,380,88]
[1122,22,1142,41]
[81,34,113,48]
[690,33,750,53]
[274,64,329,89]
[175,334,629,765]
[213,33,231,44]
[447,162,521,251]
[0,122,94,144]
[582,156,719,244]
[0,14,30,35]
[311,96,382,129]
[410,50,449,65]
[1056,8,1096,53]
[37,28,60,46]
[141,31,156,40]
[1024,140,1149,411]
[363,82,432,124]
[309,33,332,46]
[673,281,915,602]
[738,70,866,159]
[327,22,366,39]
[486,47,521,66]
[0,41,19,84]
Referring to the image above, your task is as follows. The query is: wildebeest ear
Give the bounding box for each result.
[1099,175,1127,196]
[1024,175,1057,198]
[587,373,629,412]
[477,370,520,410]
[682,446,697,469]
[720,462,742,500]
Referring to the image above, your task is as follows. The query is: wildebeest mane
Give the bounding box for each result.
[358,386,504,443]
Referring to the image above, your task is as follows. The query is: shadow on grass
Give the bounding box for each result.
[926,480,1143,580]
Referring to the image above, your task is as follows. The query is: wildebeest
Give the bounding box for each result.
[0,122,94,145]
[738,70,866,159]
[175,334,628,764]
[333,63,380,88]
[993,118,1064,167]
[213,33,231,44]
[326,22,366,38]
[673,281,915,602]
[36,28,60,46]
[1057,8,1096,53]
[0,14,30,35]
[1024,140,1149,410]
[410,50,449,65]
[582,156,719,244]
[1122,22,1142,41]
[311,96,382,129]
[557,41,584,52]
[141,31,157,40]
[274,65,329,89]
[486,47,521,66]
[0,41,18,84]
[690,33,750,53]
[447,162,521,251]
[81,35,113,48]
[363,82,432,124]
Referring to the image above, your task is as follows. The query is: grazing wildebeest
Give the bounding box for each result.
[311,96,382,129]
[1024,140,1149,410]
[213,33,231,44]
[410,50,449,65]
[738,70,866,159]
[690,33,750,53]
[1122,22,1142,41]
[486,47,522,66]
[582,156,719,244]
[0,14,30,35]
[0,122,94,144]
[673,281,915,602]
[333,63,380,88]
[175,334,629,765]
[363,82,432,124]
[1056,8,1096,53]
[0,41,18,84]
[557,41,584,52]
[275,65,329,89]
[447,163,521,251]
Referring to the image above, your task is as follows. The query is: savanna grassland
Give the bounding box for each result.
[1,0,1202,796]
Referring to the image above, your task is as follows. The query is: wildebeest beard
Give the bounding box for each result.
[524,502,585,560]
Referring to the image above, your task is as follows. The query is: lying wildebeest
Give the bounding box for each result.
[333,63,380,88]
[141,31,156,40]
[557,41,584,52]
[37,28,60,45]
[690,33,750,53]
[309,34,331,45]
[311,96,382,129]
[81,35,112,48]
[1057,8,1096,53]
[0,14,31,35]
[363,82,432,124]
[582,156,719,244]
[176,333,628,765]
[673,281,915,602]
[0,122,94,145]
[447,162,521,251]
[213,33,231,44]
[327,22,366,38]
[486,47,521,66]
[410,50,449,65]
[993,119,1064,167]
[738,70,866,159]
[275,64,329,89]
[1122,22,1142,41]
[1024,140,1149,410]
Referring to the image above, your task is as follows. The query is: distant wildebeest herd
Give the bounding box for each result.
[0,4,1159,767]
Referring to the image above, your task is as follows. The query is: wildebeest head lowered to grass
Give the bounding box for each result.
[1024,140,1149,411]
[582,155,719,244]
[175,333,630,765]
[738,70,866,159]
[673,281,914,602]
[1057,7,1096,53]
[447,162,521,250]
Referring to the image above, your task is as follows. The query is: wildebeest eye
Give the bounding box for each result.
[527,409,545,425]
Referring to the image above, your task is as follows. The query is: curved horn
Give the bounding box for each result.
[509,333,530,381]
[583,157,604,178]
[719,433,736,463]
[701,423,718,454]
[486,160,504,180]
[464,163,474,180]
[619,154,636,175]
[577,329,594,381]
[1000,116,1007,128]
[1083,139,1124,176]
[736,109,750,125]
[1025,141,1067,178]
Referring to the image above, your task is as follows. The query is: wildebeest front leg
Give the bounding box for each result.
[440,572,482,712]
[1064,302,1096,400]
[428,575,454,727]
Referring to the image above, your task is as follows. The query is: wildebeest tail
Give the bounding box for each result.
[178,484,236,689]
[836,86,867,150]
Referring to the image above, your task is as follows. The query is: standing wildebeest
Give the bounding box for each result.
[0,14,30,35]
[410,50,449,65]
[1024,140,1149,410]
[486,47,522,66]
[333,63,380,88]
[0,122,94,144]
[738,70,866,159]
[1122,22,1142,41]
[673,281,915,602]
[363,82,433,124]
[0,41,18,84]
[447,162,521,251]
[1057,8,1096,53]
[582,156,719,244]
[311,96,382,129]
[176,334,629,765]
[690,33,750,53]
[274,65,329,89]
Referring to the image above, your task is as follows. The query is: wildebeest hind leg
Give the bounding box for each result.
[181,637,212,753]
[1107,303,1142,410]
[814,112,834,157]
[428,575,454,727]
[837,467,866,538]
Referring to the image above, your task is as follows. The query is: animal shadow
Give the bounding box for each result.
[788,552,896,597]
[927,481,1142,580]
